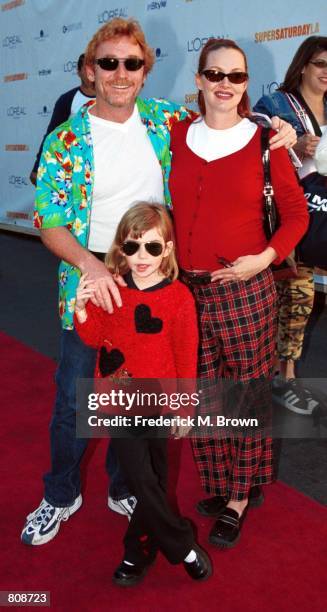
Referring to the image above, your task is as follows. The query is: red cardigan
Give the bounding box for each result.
[169,119,309,270]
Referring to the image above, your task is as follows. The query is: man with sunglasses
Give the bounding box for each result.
[24,17,296,548]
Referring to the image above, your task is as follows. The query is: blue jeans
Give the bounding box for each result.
[44,329,130,507]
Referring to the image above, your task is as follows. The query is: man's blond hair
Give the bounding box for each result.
[85,18,155,74]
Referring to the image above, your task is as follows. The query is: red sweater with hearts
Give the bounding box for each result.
[74,280,198,380]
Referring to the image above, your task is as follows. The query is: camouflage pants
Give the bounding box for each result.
[276,265,315,361]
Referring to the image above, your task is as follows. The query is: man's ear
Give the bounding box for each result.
[85,64,95,83]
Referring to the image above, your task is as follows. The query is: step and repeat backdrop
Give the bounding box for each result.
[0,0,325,232]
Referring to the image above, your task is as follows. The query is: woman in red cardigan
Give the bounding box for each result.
[169,38,309,549]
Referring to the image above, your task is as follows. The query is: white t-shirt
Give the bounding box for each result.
[70,89,95,116]
[300,124,327,179]
[186,116,257,161]
[88,105,164,253]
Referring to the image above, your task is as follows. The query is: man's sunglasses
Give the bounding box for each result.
[309,59,327,69]
[122,240,164,257]
[201,70,248,84]
[94,57,145,72]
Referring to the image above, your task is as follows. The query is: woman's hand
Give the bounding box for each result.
[269,117,297,150]
[211,248,276,283]
[294,134,320,158]
[75,273,96,313]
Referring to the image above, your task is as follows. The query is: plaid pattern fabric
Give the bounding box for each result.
[191,269,277,500]
[276,264,315,361]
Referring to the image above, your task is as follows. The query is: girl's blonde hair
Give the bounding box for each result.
[105,202,179,281]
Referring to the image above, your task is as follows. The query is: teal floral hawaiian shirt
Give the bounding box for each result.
[34,98,194,329]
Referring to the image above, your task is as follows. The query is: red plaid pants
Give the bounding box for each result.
[191,269,277,500]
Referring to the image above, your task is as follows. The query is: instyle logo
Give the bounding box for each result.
[34,29,49,42]
[7,211,31,220]
[184,93,197,105]
[147,0,167,10]
[2,34,22,49]
[2,0,25,10]
[4,73,28,82]
[187,35,229,52]
[9,175,28,187]
[62,22,82,34]
[255,22,319,43]
[7,106,27,118]
[5,144,29,151]
[155,47,168,61]
[64,60,78,74]
[98,7,128,23]
[38,69,52,77]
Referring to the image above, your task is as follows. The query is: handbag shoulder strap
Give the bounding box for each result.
[284,92,322,136]
[261,127,273,195]
[261,128,276,239]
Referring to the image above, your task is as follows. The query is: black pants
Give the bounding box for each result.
[110,434,194,565]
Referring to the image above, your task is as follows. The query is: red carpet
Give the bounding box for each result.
[1,331,327,612]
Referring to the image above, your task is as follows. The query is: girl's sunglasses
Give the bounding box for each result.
[122,240,164,257]
[94,57,145,72]
[201,70,248,84]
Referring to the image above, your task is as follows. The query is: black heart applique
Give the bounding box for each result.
[99,347,125,377]
[135,304,163,334]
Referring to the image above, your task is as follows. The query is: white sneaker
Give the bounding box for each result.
[21,495,82,545]
[108,495,137,520]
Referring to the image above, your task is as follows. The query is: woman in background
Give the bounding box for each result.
[254,36,327,410]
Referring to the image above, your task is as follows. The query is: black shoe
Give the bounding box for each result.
[197,487,263,517]
[209,506,247,549]
[196,495,227,517]
[183,544,212,581]
[112,560,153,587]
[248,486,264,508]
[272,378,319,414]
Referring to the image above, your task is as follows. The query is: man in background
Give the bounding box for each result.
[29,53,95,185]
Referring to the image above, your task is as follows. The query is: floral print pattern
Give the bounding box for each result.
[34,98,194,329]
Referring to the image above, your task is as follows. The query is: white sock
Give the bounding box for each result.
[123,560,135,566]
[184,549,197,563]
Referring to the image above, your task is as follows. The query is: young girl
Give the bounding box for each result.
[74,202,212,586]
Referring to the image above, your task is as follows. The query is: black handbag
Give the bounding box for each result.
[297,171,327,268]
[261,128,298,280]
[284,92,327,269]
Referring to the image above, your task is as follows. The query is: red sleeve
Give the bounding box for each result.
[268,139,309,263]
[171,284,198,379]
[73,302,106,348]
[169,284,198,421]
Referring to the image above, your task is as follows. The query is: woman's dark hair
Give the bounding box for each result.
[197,38,250,117]
[280,36,327,94]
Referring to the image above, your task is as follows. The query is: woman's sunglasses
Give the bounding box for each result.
[309,59,327,69]
[201,70,248,84]
[122,240,164,257]
[94,57,145,72]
